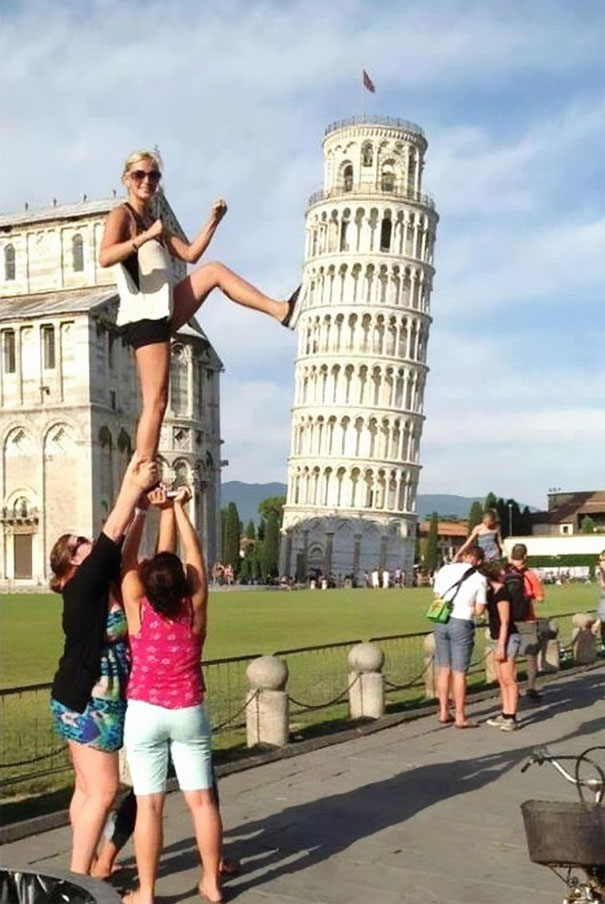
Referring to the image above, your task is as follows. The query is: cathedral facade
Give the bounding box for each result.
[0,195,222,587]
[281,116,438,583]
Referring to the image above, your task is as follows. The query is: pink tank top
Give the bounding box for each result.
[127,597,204,708]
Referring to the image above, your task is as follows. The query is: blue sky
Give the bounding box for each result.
[3,0,604,506]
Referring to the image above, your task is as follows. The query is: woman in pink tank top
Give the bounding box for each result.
[121,486,223,904]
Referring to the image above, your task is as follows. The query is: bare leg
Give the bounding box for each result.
[436,667,452,722]
[451,671,470,726]
[68,743,119,874]
[132,793,165,904]
[133,343,171,460]
[171,262,288,333]
[525,652,538,691]
[183,788,223,903]
[497,660,519,716]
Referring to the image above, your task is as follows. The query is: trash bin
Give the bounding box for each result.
[0,866,122,904]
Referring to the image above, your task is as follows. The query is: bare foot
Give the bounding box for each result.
[438,714,454,724]
[198,879,223,903]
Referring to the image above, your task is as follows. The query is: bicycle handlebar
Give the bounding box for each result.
[521,745,605,804]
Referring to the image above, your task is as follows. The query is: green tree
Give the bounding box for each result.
[257,518,266,542]
[496,498,508,537]
[484,492,498,513]
[223,502,241,573]
[467,501,484,532]
[244,520,256,540]
[260,510,280,579]
[258,495,286,525]
[580,515,595,534]
[425,512,440,572]
[520,506,533,535]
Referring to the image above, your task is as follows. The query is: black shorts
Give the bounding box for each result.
[123,317,172,350]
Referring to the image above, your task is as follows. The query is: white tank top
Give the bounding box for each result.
[114,213,174,326]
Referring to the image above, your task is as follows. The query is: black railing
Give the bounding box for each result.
[324,115,425,139]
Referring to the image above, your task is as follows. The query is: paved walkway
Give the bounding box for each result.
[2,668,604,903]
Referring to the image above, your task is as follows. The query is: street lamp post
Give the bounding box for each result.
[507,502,513,537]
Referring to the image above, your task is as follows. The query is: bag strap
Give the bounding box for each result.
[441,566,476,603]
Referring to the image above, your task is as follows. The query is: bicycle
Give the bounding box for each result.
[521,745,605,903]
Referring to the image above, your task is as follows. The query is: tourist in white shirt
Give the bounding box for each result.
[432,547,487,728]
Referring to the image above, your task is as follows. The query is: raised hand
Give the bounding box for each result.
[148,485,172,509]
[132,458,159,491]
[174,485,192,506]
[212,199,228,223]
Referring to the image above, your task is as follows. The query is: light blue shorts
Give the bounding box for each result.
[124,700,213,795]
[434,617,475,672]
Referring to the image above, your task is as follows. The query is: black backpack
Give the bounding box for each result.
[504,567,530,623]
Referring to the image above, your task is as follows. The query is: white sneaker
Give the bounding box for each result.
[486,714,506,727]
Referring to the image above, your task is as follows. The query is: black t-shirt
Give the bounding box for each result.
[486,584,519,642]
[51,533,122,713]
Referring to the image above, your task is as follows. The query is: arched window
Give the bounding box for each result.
[362,142,373,167]
[4,245,15,281]
[343,163,353,192]
[170,345,188,415]
[72,233,84,272]
[380,214,392,252]
[381,167,395,193]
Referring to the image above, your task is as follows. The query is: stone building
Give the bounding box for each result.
[281,116,438,582]
[0,195,222,587]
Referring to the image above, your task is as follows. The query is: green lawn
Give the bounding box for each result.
[0,583,598,688]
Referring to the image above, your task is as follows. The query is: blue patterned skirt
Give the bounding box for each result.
[50,639,129,753]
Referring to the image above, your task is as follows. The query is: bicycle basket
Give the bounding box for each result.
[521,800,605,867]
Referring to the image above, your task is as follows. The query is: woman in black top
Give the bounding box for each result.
[49,453,158,875]
[481,561,521,731]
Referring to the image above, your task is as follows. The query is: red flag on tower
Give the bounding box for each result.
[362,69,376,93]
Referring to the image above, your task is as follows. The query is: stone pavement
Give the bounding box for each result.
[2,667,604,904]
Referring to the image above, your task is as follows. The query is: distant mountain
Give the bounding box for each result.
[415,494,482,520]
[222,481,288,525]
[222,483,485,525]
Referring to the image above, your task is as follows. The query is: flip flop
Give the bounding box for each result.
[438,715,454,724]
[455,721,480,729]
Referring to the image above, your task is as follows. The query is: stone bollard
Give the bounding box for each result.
[571,613,597,665]
[245,655,289,748]
[538,618,560,672]
[348,642,385,719]
[424,633,437,699]
[484,628,498,684]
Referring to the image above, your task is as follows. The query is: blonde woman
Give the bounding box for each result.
[100,150,302,460]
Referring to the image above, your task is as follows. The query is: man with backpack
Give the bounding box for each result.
[504,543,545,702]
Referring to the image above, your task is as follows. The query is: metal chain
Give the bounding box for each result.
[287,674,360,713]
[211,689,259,733]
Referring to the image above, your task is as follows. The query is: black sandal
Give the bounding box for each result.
[281,284,303,329]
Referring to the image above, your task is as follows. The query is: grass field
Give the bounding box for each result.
[0,583,598,688]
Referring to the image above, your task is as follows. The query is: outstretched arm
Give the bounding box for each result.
[103,454,158,544]
[173,488,208,633]
[147,486,177,554]
[455,526,479,561]
[164,200,227,264]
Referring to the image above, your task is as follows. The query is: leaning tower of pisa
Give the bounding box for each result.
[280,115,438,583]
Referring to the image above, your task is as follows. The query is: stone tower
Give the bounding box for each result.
[281,115,438,584]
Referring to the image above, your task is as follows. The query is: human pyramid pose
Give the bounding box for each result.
[48,152,306,902]
[99,149,303,459]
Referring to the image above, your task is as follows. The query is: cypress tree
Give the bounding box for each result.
[425,512,440,572]
[467,501,484,532]
[260,510,280,579]
[484,491,498,513]
[223,502,241,573]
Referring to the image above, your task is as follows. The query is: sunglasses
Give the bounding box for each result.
[130,169,161,184]
[71,536,89,555]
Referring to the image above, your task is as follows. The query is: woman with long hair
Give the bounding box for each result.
[482,560,521,731]
[121,486,222,903]
[49,453,158,874]
[99,150,302,461]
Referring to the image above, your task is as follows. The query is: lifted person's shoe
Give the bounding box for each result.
[281,284,304,329]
